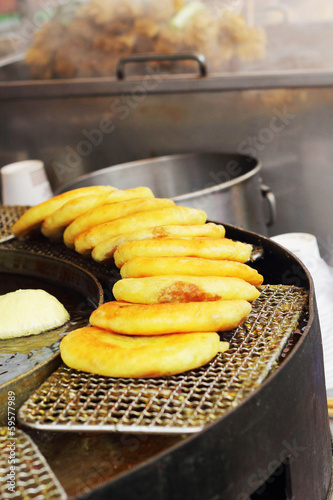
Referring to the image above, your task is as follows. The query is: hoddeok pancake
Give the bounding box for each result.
[62,187,155,247]
[41,186,154,241]
[114,237,253,268]
[60,326,229,378]
[91,223,225,263]
[64,196,172,249]
[74,207,207,255]
[89,299,252,335]
[120,256,263,286]
[11,185,117,237]
[112,276,260,304]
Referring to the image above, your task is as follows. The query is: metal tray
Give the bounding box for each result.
[1,205,308,435]
[1,206,327,500]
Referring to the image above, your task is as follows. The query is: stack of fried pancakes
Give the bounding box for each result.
[11,185,264,378]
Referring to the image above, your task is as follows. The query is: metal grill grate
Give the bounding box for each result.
[18,285,308,434]
[0,205,28,242]
[0,206,120,287]
[0,427,67,499]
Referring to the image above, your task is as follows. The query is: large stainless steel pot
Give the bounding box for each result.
[56,153,276,236]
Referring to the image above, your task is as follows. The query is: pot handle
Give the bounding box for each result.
[260,184,277,227]
[116,51,207,80]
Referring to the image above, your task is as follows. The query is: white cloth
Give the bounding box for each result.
[271,233,333,390]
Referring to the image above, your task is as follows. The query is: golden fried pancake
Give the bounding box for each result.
[112,276,260,303]
[92,223,225,262]
[11,185,116,237]
[90,299,252,335]
[120,257,263,286]
[74,207,207,255]
[114,238,252,268]
[60,326,227,378]
[64,197,174,249]
[41,187,154,241]
[41,193,113,240]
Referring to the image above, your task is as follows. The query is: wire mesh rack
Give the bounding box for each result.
[18,284,308,434]
[0,427,67,499]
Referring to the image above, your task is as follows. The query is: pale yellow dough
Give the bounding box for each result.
[0,289,70,339]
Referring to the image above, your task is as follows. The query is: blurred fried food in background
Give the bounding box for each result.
[25,0,266,78]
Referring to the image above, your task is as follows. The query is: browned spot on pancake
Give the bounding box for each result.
[103,251,114,261]
[152,226,168,238]
[158,281,221,303]
[237,316,248,326]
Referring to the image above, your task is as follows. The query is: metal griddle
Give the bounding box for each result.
[18,284,308,434]
[0,206,331,500]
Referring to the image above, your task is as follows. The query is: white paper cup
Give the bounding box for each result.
[1,160,53,206]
